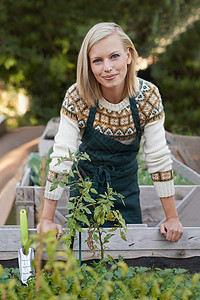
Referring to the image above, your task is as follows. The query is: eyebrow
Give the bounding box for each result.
[90,50,121,60]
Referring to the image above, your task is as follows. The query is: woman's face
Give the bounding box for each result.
[89,34,131,98]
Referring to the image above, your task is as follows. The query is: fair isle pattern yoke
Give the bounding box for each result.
[61,78,164,142]
[151,170,173,182]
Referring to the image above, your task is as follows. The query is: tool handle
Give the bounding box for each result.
[20,209,29,248]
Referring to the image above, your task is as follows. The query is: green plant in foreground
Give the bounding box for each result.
[50,150,127,259]
[1,235,200,300]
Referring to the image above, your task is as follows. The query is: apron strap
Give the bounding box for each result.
[129,96,141,138]
[81,105,97,141]
[87,105,97,126]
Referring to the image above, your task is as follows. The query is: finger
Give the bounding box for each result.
[56,225,63,239]
[167,228,182,242]
[172,229,183,242]
[160,223,167,235]
[171,230,179,242]
[165,227,173,241]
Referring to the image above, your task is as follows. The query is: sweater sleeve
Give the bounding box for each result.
[44,111,81,200]
[142,116,175,198]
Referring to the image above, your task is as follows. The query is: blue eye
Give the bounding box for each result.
[111,54,120,59]
[93,58,102,63]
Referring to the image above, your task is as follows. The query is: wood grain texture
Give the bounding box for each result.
[1,226,200,260]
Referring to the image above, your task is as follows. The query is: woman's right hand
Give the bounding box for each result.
[37,219,63,239]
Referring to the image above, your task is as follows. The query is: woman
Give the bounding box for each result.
[38,22,183,242]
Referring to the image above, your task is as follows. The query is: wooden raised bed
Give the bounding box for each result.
[15,157,200,228]
[15,167,69,228]
[1,137,198,263]
[1,178,200,264]
[38,117,59,155]
[166,131,200,174]
[1,225,200,261]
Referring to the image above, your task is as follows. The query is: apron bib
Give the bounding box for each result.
[70,96,142,226]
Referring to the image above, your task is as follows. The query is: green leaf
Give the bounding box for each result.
[108,196,116,201]
[84,195,96,203]
[94,206,101,221]
[50,182,58,191]
[109,227,117,232]
[75,223,84,232]
[65,213,73,218]
[90,188,98,194]
[81,206,92,214]
[59,181,66,188]
[99,194,106,199]
[120,230,127,241]
[104,233,115,244]
[76,213,90,226]
[93,234,99,243]
[66,202,75,210]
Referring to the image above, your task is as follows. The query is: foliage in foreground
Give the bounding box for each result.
[50,151,127,260]
[1,234,200,300]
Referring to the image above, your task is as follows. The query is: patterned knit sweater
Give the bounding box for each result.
[44,78,174,200]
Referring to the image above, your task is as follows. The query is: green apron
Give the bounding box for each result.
[71,96,142,226]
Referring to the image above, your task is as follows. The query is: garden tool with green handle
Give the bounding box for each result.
[18,209,35,285]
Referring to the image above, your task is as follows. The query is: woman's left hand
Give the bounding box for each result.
[160,217,183,242]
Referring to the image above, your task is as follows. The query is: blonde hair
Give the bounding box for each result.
[77,22,138,106]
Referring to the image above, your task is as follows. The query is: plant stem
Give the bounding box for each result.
[36,156,46,297]
[98,228,104,260]
[74,162,85,185]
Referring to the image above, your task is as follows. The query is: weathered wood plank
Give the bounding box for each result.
[15,185,69,227]
[166,130,200,174]
[176,186,200,227]
[20,167,31,186]
[172,156,200,184]
[73,226,200,260]
[38,117,59,155]
[1,226,200,260]
[15,186,35,227]
[140,185,195,226]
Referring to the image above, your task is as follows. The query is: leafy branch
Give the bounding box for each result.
[50,150,127,259]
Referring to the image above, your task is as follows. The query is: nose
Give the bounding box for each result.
[103,59,112,72]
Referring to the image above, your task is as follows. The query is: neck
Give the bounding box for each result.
[101,86,125,104]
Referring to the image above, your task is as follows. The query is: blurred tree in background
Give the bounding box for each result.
[152,19,200,135]
[0,0,199,134]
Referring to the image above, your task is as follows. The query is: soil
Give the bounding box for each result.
[1,256,200,274]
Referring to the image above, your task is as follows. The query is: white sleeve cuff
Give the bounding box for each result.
[44,180,64,200]
[153,180,175,198]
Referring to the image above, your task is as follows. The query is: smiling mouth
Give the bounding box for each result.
[103,74,117,80]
